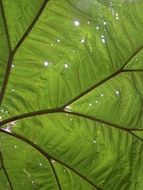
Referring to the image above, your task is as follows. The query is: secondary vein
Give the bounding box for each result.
[0,151,14,190]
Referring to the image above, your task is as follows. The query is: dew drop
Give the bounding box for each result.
[93,140,96,144]
[111,9,115,15]
[64,64,68,69]
[44,61,49,66]
[57,39,61,43]
[81,38,85,43]
[74,20,80,26]
[51,159,56,163]
[64,106,72,112]
[115,90,120,95]
[101,39,106,44]
[110,1,113,6]
[39,162,42,167]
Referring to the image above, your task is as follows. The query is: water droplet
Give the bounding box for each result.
[64,106,72,112]
[57,39,61,43]
[44,61,49,66]
[31,180,38,188]
[93,140,96,144]
[115,90,120,95]
[51,159,56,163]
[110,1,113,6]
[111,9,115,15]
[39,162,42,167]
[74,20,80,26]
[101,39,106,44]
[81,38,85,43]
[64,64,68,68]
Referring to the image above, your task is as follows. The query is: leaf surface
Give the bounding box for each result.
[0,0,143,189]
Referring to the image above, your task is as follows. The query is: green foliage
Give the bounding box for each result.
[0,0,143,189]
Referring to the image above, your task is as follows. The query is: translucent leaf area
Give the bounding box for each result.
[0,0,143,189]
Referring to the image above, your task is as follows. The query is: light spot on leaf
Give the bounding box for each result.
[74,20,80,26]
[64,106,72,112]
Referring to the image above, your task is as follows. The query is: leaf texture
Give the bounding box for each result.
[0,0,143,189]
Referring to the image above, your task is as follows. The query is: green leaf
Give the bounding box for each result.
[0,0,143,189]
